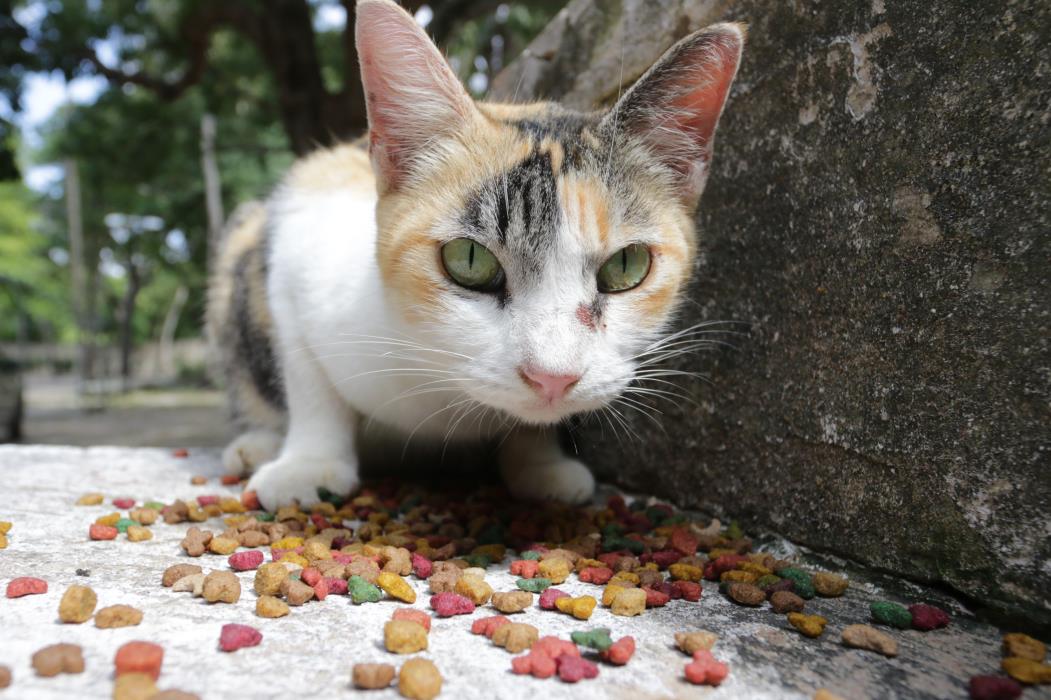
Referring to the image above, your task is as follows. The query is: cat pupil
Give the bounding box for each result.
[621,249,627,274]
[469,241,475,269]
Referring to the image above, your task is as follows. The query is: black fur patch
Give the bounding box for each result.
[232,248,285,410]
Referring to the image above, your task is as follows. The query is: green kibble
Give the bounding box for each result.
[115,518,137,533]
[622,538,645,554]
[519,550,541,561]
[347,575,382,604]
[756,574,782,591]
[465,554,491,569]
[145,501,164,510]
[571,628,613,651]
[316,487,344,505]
[778,568,815,599]
[725,521,744,540]
[255,512,275,522]
[602,523,624,538]
[870,601,912,629]
[516,577,551,593]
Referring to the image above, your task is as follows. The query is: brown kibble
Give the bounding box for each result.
[191,475,208,485]
[130,508,158,526]
[491,590,532,614]
[455,575,493,605]
[202,571,241,604]
[59,585,97,623]
[1002,657,1051,684]
[240,530,269,548]
[256,595,290,618]
[254,563,289,596]
[153,691,201,700]
[113,672,158,700]
[346,558,381,584]
[492,622,539,653]
[1003,633,1046,662]
[180,527,212,557]
[208,536,239,555]
[842,623,897,656]
[352,663,396,689]
[172,573,205,596]
[727,582,765,607]
[32,643,85,676]
[675,631,718,655]
[384,619,428,654]
[95,605,144,628]
[380,546,411,575]
[812,572,849,597]
[398,658,442,700]
[162,564,202,587]
[126,526,153,542]
[611,587,647,616]
[284,579,315,606]
[302,540,332,563]
[788,613,829,639]
[770,590,806,613]
[537,558,571,584]
[0,665,9,688]
[427,568,460,593]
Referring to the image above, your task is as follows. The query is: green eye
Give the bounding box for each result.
[441,238,504,292]
[597,243,651,293]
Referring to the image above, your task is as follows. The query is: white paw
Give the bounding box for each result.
[222,430,282,475]
[246,454,359,511]
[503,456,596,504]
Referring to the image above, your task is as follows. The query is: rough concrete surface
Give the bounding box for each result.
[0,445,1047,699]
[494,0,1051,622]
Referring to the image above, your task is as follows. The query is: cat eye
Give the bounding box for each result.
[441,238,505,292]
[597,243,651,293]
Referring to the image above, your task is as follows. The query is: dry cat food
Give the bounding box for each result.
[256,595,290,618]
[114,641,164,680]
[253,562,289,595]
[32,643,85,677]
[89,523,118,540]
[219,623,262,652]
[228,550,263,571]
[6,576,47,598]
[685,649,729,686]
[398,658,442,700]
[201,571,241,603]
[392,608,432,632]
[770,590,805,613]
[1002,657,1051,684]
[384,619,428,654]
[95,604,144,628]
[842,624,898,657]
[76,492,104,506]
[555,595,597,620]
[676,631,718,654]
[59,584,97,623]
[180,527,212,556]
[491,590,532,613]
[377,572,416,603]
[113,672,157,700]
[812,572,849,597]
[353,663,396,690]
[492,622,539,653]
[556,654,600,683]
[968,675,1023,700]
[600,636,636,665]
[1002,633,1045,661]
[870,601,912,629]
[430,592,474,617]
[0,665,9,689]
[909,603,950,631]
[162,564,202,587]
[470,615,510,638]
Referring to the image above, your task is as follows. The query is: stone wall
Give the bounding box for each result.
[493,0,1050,621]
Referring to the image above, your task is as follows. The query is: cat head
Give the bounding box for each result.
[356,0,743,425]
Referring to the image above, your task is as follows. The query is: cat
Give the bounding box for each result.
[206,0,744,510]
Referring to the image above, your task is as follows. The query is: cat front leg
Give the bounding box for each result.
[246,343,360,510]
[498,427,596,504]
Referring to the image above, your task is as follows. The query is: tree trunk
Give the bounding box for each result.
[200,113,225,264]
[494,0,1051,624]
[118,261,141,392]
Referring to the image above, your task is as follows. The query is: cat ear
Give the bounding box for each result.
[355,0,477,191]
[603,23,745,206]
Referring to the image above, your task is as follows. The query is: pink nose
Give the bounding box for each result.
[519,367,581,402]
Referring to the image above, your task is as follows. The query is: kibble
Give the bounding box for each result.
[172,573,205,596]
[492,622,539,653]
[284,579,315,606]
[539,587,569,609]
[727,582,765,607]
[555,595,597,620]
[113,672,157,700]
[842,624,898,657]
[59,584,97,623]
[556,654,599,683]
[229,550,264,571]
[377,572,416,603]
[812,572,848,597]
[470,615,510,637]
[114,641,164,680]
[76,492,104,505]
[353,663,396,689]
[1002,657,1051,684]
[515,577,551,593]
[6,576,47,598]
[600,636,636,665]
[909,603,950,631]
[392,608,432,632]
[256,595,290,618]
[32,643,85,676]
[454,575,492,605]
[610,587,647,616]
[1003,633,1045,662]
[788,613,828,638]
[219,623,262,652]
[969,675,1023,700]
[384,619,428,654]
[180,527,212,557]
[398,658,442,700]
[770,590,805,613]
[571,628,613,651]
[0,665,9,689]
[870,601,912,629]
[676,631,718,655]
[202,571,241,604]
[685,649,729,686]
[162,564,202,587]
[89,523,118,540]
[95,605,144,628]
[126,526,153,542]
[254,563,289,595]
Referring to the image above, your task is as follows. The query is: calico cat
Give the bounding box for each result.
[206,0,744,510]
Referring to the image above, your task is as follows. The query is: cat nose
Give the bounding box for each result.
[519,366,581,402]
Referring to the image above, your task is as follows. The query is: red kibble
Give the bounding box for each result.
[219,623,262,652]
[228,550,264,572]
[578,567,613,585]
[968,675,1022,700]
[196,495,220,507]
[647,549,683,569]
[672,580,702,601]
[704,554,747,581]
[89,524,118,541]
[430,592,475,617]
[909,603,950,631]
[600,636,636,665]
[241,490,261,510]
[556,654,599,683]
[393,608,432,632]
[533,636,579,659]
[325,577,348,595]
[470,615,510,638]
[510,560,539,579]
[332,552,354,565]
[172,448,189,458]
[538,588,569,610]
[6,577,48,598]
[685,650,729,686]
[113,498,135,510]
[220,474,241,486]
[310,514,330,531]
[114,641,164,680]
[313,577,329,601]
[643,586,670,607]
[669,528,699,556]
[300,567,321,587]
[512,651,557,679]
[411,552,432,579]
[597,553,624,569]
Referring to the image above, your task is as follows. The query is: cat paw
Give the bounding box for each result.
[246,454,359,511]
[222,430,282,475]
[503,456,596,504]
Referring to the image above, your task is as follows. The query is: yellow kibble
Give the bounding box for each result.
[272,537,305,550]
[739,562,772,577]
[76,493,104,506]
[0,521,11,535]
[185,504,208,522]
[610,571,640,585]
[311,502,336,516]
[275,506,306,522]
[377,572,416,603]
[384,620,428,654]
[720,570,758,584]
[1002,657,1051,684]
[555,595,597,620]
[454,575,493,605]
[223,515,250,528]
[95,512,121,527]
[126,526,153,542]
[219,497,246,514]
[601,582,633,607]
[0,533,7,549]
[278,552,309,568]
[303,540,332,562]
[610,587,647,616]
[208,536,239,555]
[537,558,571,584]
[669,563,703,582]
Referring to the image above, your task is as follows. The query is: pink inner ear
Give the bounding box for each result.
[669,39,742,171]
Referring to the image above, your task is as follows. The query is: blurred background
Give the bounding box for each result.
[0,0,565,447]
